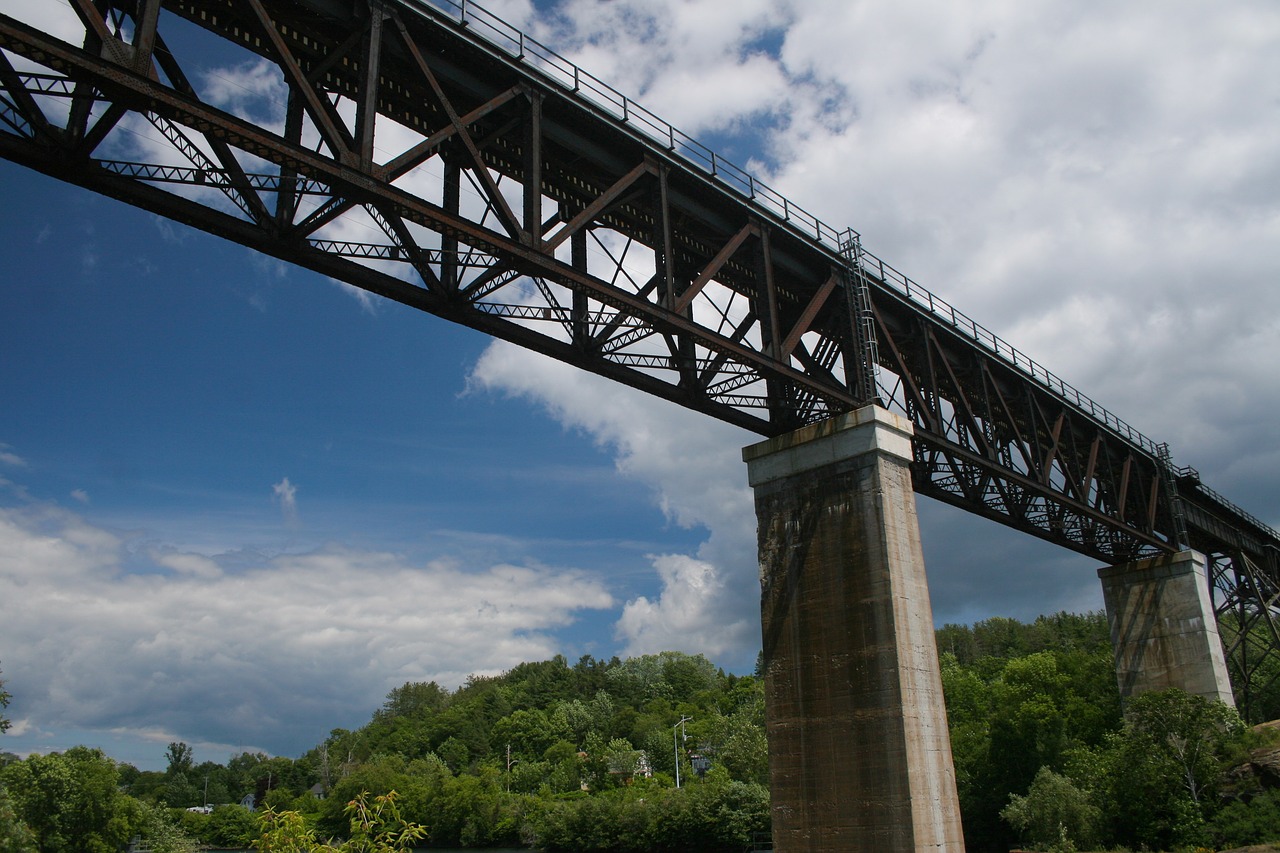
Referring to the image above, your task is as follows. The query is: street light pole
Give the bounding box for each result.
[673,716,692,788]
[506,744,519,793]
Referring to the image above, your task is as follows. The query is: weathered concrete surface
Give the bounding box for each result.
[1098,550,1235,706]
[743,406,965,853]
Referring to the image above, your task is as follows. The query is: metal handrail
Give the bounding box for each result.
[1175,466,1280,541]
[404,0,1183,463]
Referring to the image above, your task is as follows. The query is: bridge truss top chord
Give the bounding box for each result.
[0,0,1276,714]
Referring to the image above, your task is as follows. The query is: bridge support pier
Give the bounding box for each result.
[743,405,965,853]
[1098,551,1235,706]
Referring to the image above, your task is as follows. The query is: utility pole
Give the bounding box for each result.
[673,716,692,788]
[506,744,518,793]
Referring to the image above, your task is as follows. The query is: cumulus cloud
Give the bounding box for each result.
[470,342,761,670]
[467,0,1279,654]
[199,57,290,132]
[272,477,299,525]
[0,498,613,758]
[615,553,757,662]
[762,0,1280,510]
[528,0,792,136]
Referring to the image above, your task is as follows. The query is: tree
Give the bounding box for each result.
[203,805,259,848]
[165,742,194,778]
[0,747,139,853]
[1123,689,1243,808]
[1001,767,1102,852]
[0,784,37,853]
[0,665,11,735]
[252,791,426,853]
[376,682,449,722]
[1106,689,1246,850]
[134,801,197,853]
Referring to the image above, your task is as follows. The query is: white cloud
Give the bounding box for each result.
[199,58,289,131]
[149,548,222,580]
[615,553,756,662]
[528,0,792,135]
[272,477,298,525]
[330,278,380,314]
[466,0,1280,662]
[469,342,761,670]
[0,499,613,758]
[759,0,1280,509]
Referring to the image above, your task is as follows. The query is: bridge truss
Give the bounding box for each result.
[1,0,1277,716]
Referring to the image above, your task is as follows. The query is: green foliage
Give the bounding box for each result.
[202,804,259,848]
[1105,688,1246,850]
[1218,611,1280,724]
[0,664,11,735]
[1209,788,1280,849]
[0,747,139,853]
[253,791,427,853]
[529,769,768,852]
[133,801,196,853]
[939,613,1122,850]
[14,613,1280,853]
[0,784,36,853]
[0,666,32,853]
[1000,766,1102,852]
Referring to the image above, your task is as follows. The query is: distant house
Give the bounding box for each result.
[308,782,326,799]
[607,749,652,782]
[240,792,256,812]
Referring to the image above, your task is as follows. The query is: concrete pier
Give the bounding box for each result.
[1098,550,1234,706]
[743,406,965,853]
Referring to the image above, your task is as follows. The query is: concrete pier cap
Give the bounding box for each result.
[742,404,915,487]
[743,404,965,853]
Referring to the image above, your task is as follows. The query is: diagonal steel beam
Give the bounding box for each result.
[675,222,756,315]
[780,270,838,358]
[544,159,653,252]
[388,7,526,244]
[241,0,354,164]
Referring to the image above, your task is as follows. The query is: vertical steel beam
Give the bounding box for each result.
[442,159,461,293]
[523,88,543,246]
[276,91,305,229]
[130,0,162,73]
[354,1,386,172]
[656,163,675,312]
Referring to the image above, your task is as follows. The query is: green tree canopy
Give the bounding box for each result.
[0,747,139,853]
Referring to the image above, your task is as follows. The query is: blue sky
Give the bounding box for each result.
[2,0,1279,771]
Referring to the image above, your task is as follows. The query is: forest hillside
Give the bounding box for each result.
[3,612,1279,852]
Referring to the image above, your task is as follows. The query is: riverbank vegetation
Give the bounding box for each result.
[2,615,1279,852]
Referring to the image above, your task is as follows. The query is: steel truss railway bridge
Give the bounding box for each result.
[1,0,1277,718]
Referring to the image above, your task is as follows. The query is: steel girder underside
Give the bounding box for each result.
[1,0,1277,712]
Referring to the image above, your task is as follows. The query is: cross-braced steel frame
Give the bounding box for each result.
[1,0,1277,716]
